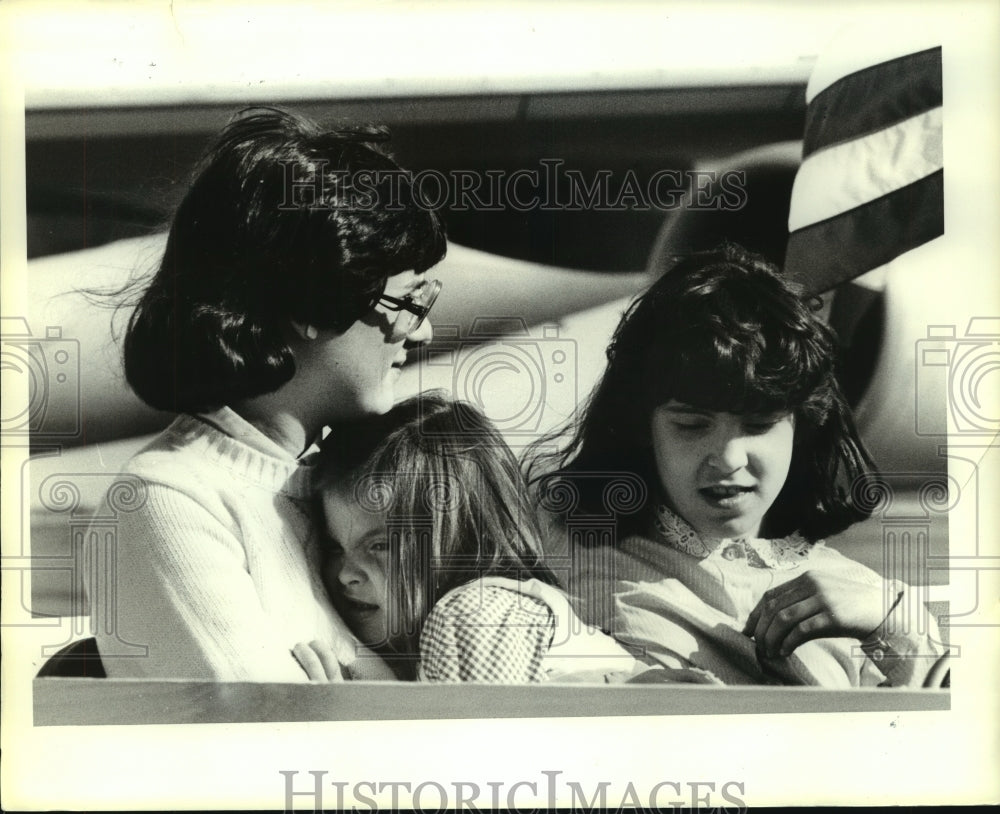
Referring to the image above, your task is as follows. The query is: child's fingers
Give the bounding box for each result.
[745,574,817,639]
[756,595,821,658]
[747,584,796,644]
[292,641,329,681]
[313,640,346,682]
[775,610,833,656]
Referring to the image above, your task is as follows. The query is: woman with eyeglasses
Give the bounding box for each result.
[92,107,446,681]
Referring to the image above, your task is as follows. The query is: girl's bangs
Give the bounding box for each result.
[646,328,822,416]
[667,361,795,415]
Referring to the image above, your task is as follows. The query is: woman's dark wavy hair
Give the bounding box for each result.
[315,391,557,669]
[528,244,876,542]
[123,106,447,413]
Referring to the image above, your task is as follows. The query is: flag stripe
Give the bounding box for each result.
[785,169,943,295]
[788,107,942,232]
[803,46,942,159]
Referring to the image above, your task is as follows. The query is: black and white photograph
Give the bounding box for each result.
[2,1,998,809]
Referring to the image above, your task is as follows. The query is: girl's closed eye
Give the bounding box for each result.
[673,419,710,434]
[662,402,714,433]
[742,414,786,433]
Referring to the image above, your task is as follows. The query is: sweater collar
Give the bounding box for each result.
[195,406,302,460]
[169,411,315,500]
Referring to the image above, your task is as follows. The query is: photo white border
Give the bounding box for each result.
[2,1,998,809]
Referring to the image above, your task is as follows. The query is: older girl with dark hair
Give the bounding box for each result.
[531,244,943,687]
[94,107,446,680]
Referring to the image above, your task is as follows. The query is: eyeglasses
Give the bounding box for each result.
[377,278,442,338]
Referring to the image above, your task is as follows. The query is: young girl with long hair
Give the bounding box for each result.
[529,244,945,687]
[296,392,696,683]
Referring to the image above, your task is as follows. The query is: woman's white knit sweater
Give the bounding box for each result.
[91,409,380,681]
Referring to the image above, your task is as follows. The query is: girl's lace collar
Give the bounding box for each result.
[653,505,812,570]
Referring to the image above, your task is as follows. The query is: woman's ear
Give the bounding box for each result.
[291,320,319,340]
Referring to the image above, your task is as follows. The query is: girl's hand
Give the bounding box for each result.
[292,640,345,682]
[742,572,887,659]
